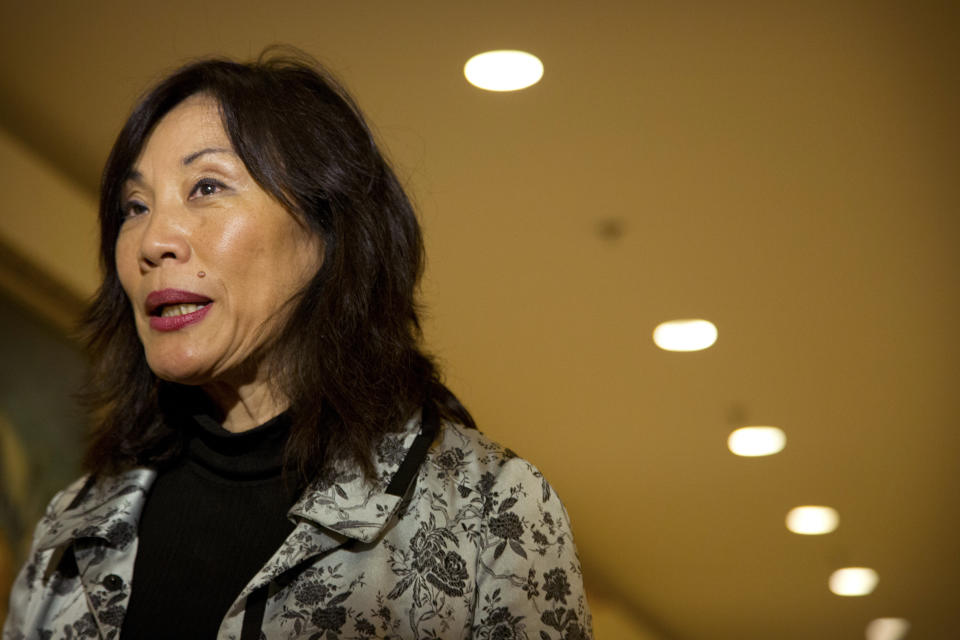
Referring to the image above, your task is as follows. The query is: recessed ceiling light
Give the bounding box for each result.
[652,319,718,352]
[829,567,878,596]
[866,618,910,640]
[464,50,544,91]
[786,506,839,535]
[727,426,786,457]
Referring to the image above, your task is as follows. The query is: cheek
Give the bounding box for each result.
[114,234,140,298]
[212,217,273,296]
[229,215,317,286]
[278,218,324,281]
[274,231,322,296]
[295,231,324,279]
[209,214,250,258]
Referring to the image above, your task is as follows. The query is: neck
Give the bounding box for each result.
[202,372,288,433]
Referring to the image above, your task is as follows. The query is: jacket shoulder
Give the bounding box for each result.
[425,421,576,536]
[2,476,92,640]
[43,474,95,518]
[423,423,593,638]
[430,422,554,493]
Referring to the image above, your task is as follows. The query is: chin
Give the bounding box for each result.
[145,354,214,387]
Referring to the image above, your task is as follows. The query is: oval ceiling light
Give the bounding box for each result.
[727,426,786,457]
[829,567,878,596]
[786,506,839,535]
[464,50,544,91]
[652,319,718,352]
[865,618,910,640]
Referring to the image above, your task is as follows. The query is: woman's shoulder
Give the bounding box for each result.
[41,469,154,517]
[431,422,553,488]
[42,474,93,516]
[424,421,575,529]
[416,422,593,638]
[24,469,155,555]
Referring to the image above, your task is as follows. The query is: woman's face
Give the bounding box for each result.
[115,94,322,387]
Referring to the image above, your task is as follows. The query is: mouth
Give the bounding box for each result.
[155,302,210,318]
[145,289,213,317]
[145,289,214,331]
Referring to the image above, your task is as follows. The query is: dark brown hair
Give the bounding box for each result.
[81,48,474,483]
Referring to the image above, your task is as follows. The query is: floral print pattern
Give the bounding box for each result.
[3,470,148,640]
[4,418,591,639]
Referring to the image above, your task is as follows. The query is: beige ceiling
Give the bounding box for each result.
[1,1,958,638]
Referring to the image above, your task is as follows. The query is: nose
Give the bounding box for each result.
[137,202,191,271]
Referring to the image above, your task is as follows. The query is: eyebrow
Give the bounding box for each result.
[124,147,236,186]
[182,147,234,166]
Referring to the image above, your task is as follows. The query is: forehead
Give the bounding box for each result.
[136,94,230,167]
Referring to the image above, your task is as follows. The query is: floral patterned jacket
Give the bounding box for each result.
[3,411,592,640]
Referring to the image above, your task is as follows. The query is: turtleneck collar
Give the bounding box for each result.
[183,409,292,481]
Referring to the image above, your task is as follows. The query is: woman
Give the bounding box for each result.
[4,50,591,640]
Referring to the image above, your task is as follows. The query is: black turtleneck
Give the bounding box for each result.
[121,409,298,639]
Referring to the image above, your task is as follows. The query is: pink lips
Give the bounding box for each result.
[145,289,213,332]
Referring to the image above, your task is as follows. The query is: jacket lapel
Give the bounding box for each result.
[35,469,155,552]
[34,469,154,640]
[289,409,431,542]
[229,409,436,614]
[29,410,437,639]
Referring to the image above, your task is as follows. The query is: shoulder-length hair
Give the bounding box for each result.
[82,48,473,483]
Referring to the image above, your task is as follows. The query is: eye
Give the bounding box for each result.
[122,200,149,221]
[189,178,226,199]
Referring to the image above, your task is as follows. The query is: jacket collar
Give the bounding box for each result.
[34,406,437,550]
[236,406,440,611]
[34,468,156,552]
[288,407,435,543]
